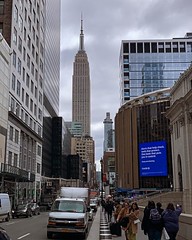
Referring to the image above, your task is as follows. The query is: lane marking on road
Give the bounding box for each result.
[17,233,30,239]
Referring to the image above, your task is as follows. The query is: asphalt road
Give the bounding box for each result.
[0,212,93,240]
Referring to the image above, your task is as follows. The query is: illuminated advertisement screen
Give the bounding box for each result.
[139,141,167,177]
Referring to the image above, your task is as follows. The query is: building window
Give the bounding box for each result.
[31,80,34,93]
[25,113,28,125]
[12,74,16,91]
[10,98,14,112]
[25,93,29,107]
[14,5,18,21]
[16,80,21,96]
[16,103,20,117]
[37,145,41,156]
[30,99,33,112]
[32,27,35,40]
[39,92,42,104]
[13,28,17,45]
[26,73,30,87]
[24,8,27,21]
[27,54,30,69]
[13,51,16,67]
[144,42,150,53]
[17,58,21,74]
[27,35,31,49]
[130,43,136,53]
[24,27,26,41]
[19,15,23,32]
[180,42,186,52]
[23,47,26,61]
[173,42,178,52]
[137,42,143,53]
[8,151,12,165]
[15,129,19,144]
[9,126,14,141]
[38,108,42,121]
[22,88,24,102]
[28,16,31,31]
[37,163,40,174]
[34,104,37,116]
[151,42,157,53]
[31,62,34,75]
[18,37,22,52]
[14,153,18,167]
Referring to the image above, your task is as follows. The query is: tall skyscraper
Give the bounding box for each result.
[72,18,91,136]
[119,33,192,105]
[103,112,114,152]
[42,0,61,177]
[0,0,46,203]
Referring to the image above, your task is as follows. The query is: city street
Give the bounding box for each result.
[0,212,93,240]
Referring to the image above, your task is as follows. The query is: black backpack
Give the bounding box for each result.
[149,208,161,224]
[120,216,129,227]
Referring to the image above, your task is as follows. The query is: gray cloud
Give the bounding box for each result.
[60,0,192,169]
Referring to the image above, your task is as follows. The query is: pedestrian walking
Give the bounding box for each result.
[162,203,182,240]
[125,202,140,240]
[114,200,122,221]
[117,202,130,240]
[141,200,164,240]
[105,196,114,222]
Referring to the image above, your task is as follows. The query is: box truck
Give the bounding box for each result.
[0,193,11,222]
[47,187,90,239]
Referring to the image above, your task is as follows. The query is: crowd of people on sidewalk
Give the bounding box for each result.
[101,195,182,240]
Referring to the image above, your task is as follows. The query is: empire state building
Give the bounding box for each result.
[72,19,91,136]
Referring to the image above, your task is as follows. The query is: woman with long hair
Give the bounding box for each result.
[125,202,140,240]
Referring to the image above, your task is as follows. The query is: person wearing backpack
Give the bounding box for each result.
[141,201,163,240]
[162,203,182,240]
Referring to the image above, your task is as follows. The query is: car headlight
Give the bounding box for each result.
[76,218,85,226]
[48,217,56,225]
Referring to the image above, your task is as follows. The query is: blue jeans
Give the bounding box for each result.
[148,228,162,240]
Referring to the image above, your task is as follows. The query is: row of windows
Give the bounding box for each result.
[9,125,19,144]
[123,41,192,54]
[10,97,42,136]
[11,72,42,104]
[8,150,41,174]
[13,28,44,73]
[8,151,18,167]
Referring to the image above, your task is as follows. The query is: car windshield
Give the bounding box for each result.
[16,204,27,210]
[51,200,85,213]
[90,199,97,204]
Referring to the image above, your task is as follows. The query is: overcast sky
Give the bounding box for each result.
[59,0,192,170]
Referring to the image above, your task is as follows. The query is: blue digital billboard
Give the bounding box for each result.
[139,141,168,177]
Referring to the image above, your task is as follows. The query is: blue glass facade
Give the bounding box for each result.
[120,34,192,105]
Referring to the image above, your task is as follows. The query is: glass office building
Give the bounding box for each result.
[119,33,192,105]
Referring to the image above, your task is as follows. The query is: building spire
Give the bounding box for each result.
[79,13,85,51]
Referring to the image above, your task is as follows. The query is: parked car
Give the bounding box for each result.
[30,203,40,215]
[88,208,94,221]
[12,203,33,218]
[90,198,98,212]
[0,227,11,240]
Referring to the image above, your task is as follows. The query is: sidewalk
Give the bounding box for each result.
[87,207,148,240]
[88,207,148,240]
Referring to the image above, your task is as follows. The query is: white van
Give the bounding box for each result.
[0,193,11,221]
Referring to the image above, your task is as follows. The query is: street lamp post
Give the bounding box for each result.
[100,158,103,201]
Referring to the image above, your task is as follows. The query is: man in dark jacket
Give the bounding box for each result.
[105,197,114,222]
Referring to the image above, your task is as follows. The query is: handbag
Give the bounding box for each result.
[162,227,170,240]
[133,219,141,224]
[119,216,129,227]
